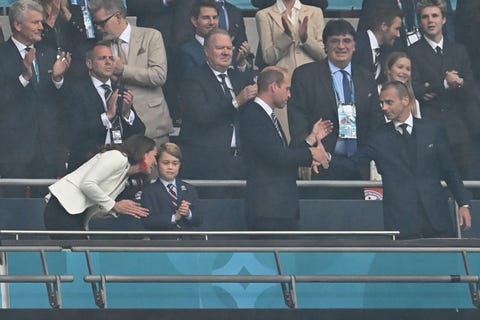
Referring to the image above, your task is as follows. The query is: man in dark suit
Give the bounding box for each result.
[407,0,480,185]
[240,66,331,233]
[141,142,202,235]
[353,6,403,83]
[288,19,384,198]
[179,29,257,185]
[327,81,472,239]
[0,0,72,197]
[67,43,145,171]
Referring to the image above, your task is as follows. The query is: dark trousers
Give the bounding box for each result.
[43,195,86,239]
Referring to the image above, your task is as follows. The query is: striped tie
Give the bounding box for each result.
[271,112,286,148]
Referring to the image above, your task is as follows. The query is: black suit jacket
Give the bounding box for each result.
[407,37,474,145]
[337,118,471,238]
[179,63,254,179]
[288,59,384,178]
[141,179,202,231]
[66,77,146,171]
[239,101,312,223]
[0,39,67,168]
[352,30,392,83]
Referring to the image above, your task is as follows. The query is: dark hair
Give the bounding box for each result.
[257,66,288,93]
[381,80,410,99]
[85,41,111,60]
[120,135,156,165]
[368,7,403,31]
[204,28,232,48]
[190,0,218,19]
[158,142,183,162]
[322,19,356,45]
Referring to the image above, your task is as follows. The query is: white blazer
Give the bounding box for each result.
[49,150,131,220]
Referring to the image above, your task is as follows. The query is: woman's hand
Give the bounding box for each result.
[113,200,149,219]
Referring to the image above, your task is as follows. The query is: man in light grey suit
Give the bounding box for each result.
[88,0,173,147]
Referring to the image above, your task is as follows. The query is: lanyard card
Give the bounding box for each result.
[338,103,357,139]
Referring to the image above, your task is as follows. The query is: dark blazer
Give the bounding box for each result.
[407,37,474,146]
[141,179,202,231]
[352,30,391,83]
[66,77,146,171]
[288,59,384,177]
[224,1,248,50]
[0,39,67,169]
[179,63,254,179]
[239,101,312,224]
[178,39,205,78]
[337,118,471,238]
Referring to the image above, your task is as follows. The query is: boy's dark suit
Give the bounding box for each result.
[141,179,202,231]
[67,78,146,171]
[336,118,471,238]
[239,101,312,230]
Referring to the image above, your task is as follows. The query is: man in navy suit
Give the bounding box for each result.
[327,81,472,239]
[240,66,332,234]
[353,6,403,83]
[408,0,480,187]
[0,0,71,196]
[141,142,202,235]
[179,28,257,188]
[67,43,145,171]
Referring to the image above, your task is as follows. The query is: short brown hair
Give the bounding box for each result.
[158,142,183,162]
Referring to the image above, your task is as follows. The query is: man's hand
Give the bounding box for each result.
[113,200,149,219]
[310,142,330,173]
[305,118,334,146]
[106,89,134,120]
[236,41,252,67]
[51,51,72,81]
[235,84,258,106]
[113,56,125,76]
[459,206,472,230]
[445,70,464,89]
[174,200,191,221]
[22,47,36,81]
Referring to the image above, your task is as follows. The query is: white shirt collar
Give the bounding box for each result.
[12,36,32,56]
[276,0,302,12]
[91,76,112,89]
[328,60,352,75]
[160,178,176,188]
[254,97,275,117]
[367,29,380,51]
[393,113,414,132]
[118,23,131,45]
[424,35,444,52]
[195,34,205,46]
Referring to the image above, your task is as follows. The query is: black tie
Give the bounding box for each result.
[400,123,410,138]
[217,0,228,30]
[101,83,112,101]
[24,47,39,84]
[271,112,286,148]
[373,48,381,78]
[340,70,353,104]
[435,46,443,56]
[218,74,231,98]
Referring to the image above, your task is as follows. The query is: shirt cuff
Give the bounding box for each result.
[52,76,64,89]
[123,110,135,125]
[19,75,29,87]
[101,113,112,129]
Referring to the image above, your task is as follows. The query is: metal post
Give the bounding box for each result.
[0,251,10,308]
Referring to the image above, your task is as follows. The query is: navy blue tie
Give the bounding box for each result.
[340,70,353,104]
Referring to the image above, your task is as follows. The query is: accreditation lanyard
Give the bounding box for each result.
[331,70,357,139]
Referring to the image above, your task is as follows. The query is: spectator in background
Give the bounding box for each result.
[66,42,146,171]
[141,142,202,236]
[353,6,403,83]
[179,29,256,196]
[288,19,384,198]
[0,0,71,197]
[37,0,88,79]
[357,0,455,50]
[43,135,156,238]
[256,0,326,142]
[88,0,173,149]
[408,0,480,186]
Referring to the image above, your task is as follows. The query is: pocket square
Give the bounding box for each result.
[137,47,146,55]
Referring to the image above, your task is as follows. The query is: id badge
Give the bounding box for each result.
[111,129,123,144]
[338,103,357,139]
[406,30,421,46]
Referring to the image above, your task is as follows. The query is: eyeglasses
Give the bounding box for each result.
[94,13,117,27]
[327,37,354,46]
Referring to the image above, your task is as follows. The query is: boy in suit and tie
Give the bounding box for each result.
[141,143,202,234]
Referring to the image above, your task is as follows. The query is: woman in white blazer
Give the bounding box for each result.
[43,135,158,237]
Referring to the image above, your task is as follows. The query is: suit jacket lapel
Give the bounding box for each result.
[320,60,339,115]
[268,6,284,31]
[127,26,143,64]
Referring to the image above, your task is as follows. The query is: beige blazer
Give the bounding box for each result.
[122,26,173,142]
[49,150,130,220]
[256,4,326,141]
[256,4,326,74]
